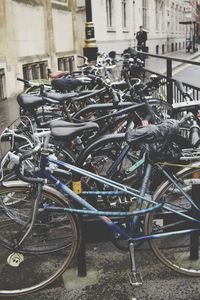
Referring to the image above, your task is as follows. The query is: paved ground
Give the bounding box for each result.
[1,52,200,300]
[7,241,200,300]
[145,48,200,77]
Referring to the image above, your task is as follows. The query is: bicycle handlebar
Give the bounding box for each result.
[17,77,31,87]
[77,55,89,68]
[17,77,44,89]
[10,135,43,183]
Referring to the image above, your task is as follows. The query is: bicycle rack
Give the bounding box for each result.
[77,216,128,277]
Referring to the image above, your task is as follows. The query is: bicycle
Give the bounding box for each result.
[0,114,200,296]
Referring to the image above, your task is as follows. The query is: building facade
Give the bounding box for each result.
[90,0,197,54]
[0,0,80,99]
[0,0,198,99]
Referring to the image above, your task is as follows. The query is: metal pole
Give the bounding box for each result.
[166,59,173,105]
[77,216,87,277]
[83,0,98,61]
[190,184,200,260]
[85,0,92,22]
[193,22,195,53]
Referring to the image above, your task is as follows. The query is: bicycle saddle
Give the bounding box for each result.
[52,77,83,92]
[17,94,45,109]
[44,92,78,103]
[51,122,99,141]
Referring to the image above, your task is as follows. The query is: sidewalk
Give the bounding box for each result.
[145,48,200,75]
[15,241,200,300]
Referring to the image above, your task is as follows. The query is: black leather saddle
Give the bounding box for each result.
[50,121,99,141]
[52,77,83,92]
[44,92,78,103]
[17,94,45,109]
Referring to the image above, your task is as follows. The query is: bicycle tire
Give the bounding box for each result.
[0,181,79,296]
[145,164,200,276]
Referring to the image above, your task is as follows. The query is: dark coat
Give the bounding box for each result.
[136,30,147,45]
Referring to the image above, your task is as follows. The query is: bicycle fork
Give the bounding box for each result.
[7,183,43,267]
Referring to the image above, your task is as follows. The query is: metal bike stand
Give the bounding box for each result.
[77,216,125,277]
[190,183,200,260]
[77,216,87,277]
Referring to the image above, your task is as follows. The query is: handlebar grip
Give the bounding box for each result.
[17,77,30,86]
[17,77,26,83]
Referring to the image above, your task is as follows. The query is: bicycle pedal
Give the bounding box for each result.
[128,271,143,287]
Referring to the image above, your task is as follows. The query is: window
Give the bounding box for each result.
[171,2,175,33]
[0,69,6,100]
[39,63,47,79]
[175,5,178,32]
[155,0,159,31]
[57,56,75,73]
[51,0,68,4]
[142,0,148,29]
[22,61,48,81]
[122,0,128,29]
[51,0,68,8]
[161,2,165,31]
[106,0,114,28]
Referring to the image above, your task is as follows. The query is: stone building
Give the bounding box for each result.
[0,0,81,99]
[90,0,197,55]
[0,0,198,99]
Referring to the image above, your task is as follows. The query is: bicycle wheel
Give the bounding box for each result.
[145,165,200,276]
[0,181,79,296]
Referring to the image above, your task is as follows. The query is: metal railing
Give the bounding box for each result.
[139,51,200,104]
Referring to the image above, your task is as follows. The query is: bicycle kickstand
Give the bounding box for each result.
[128,241,143,287]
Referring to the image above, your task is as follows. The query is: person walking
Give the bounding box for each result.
[136,25,147,52]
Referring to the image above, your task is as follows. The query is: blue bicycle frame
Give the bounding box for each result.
[40,152,200,243]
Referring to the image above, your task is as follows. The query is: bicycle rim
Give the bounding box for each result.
[145,166,200,276]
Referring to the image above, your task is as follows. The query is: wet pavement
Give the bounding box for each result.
[6,241,200,300]
[0,96,19,131]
